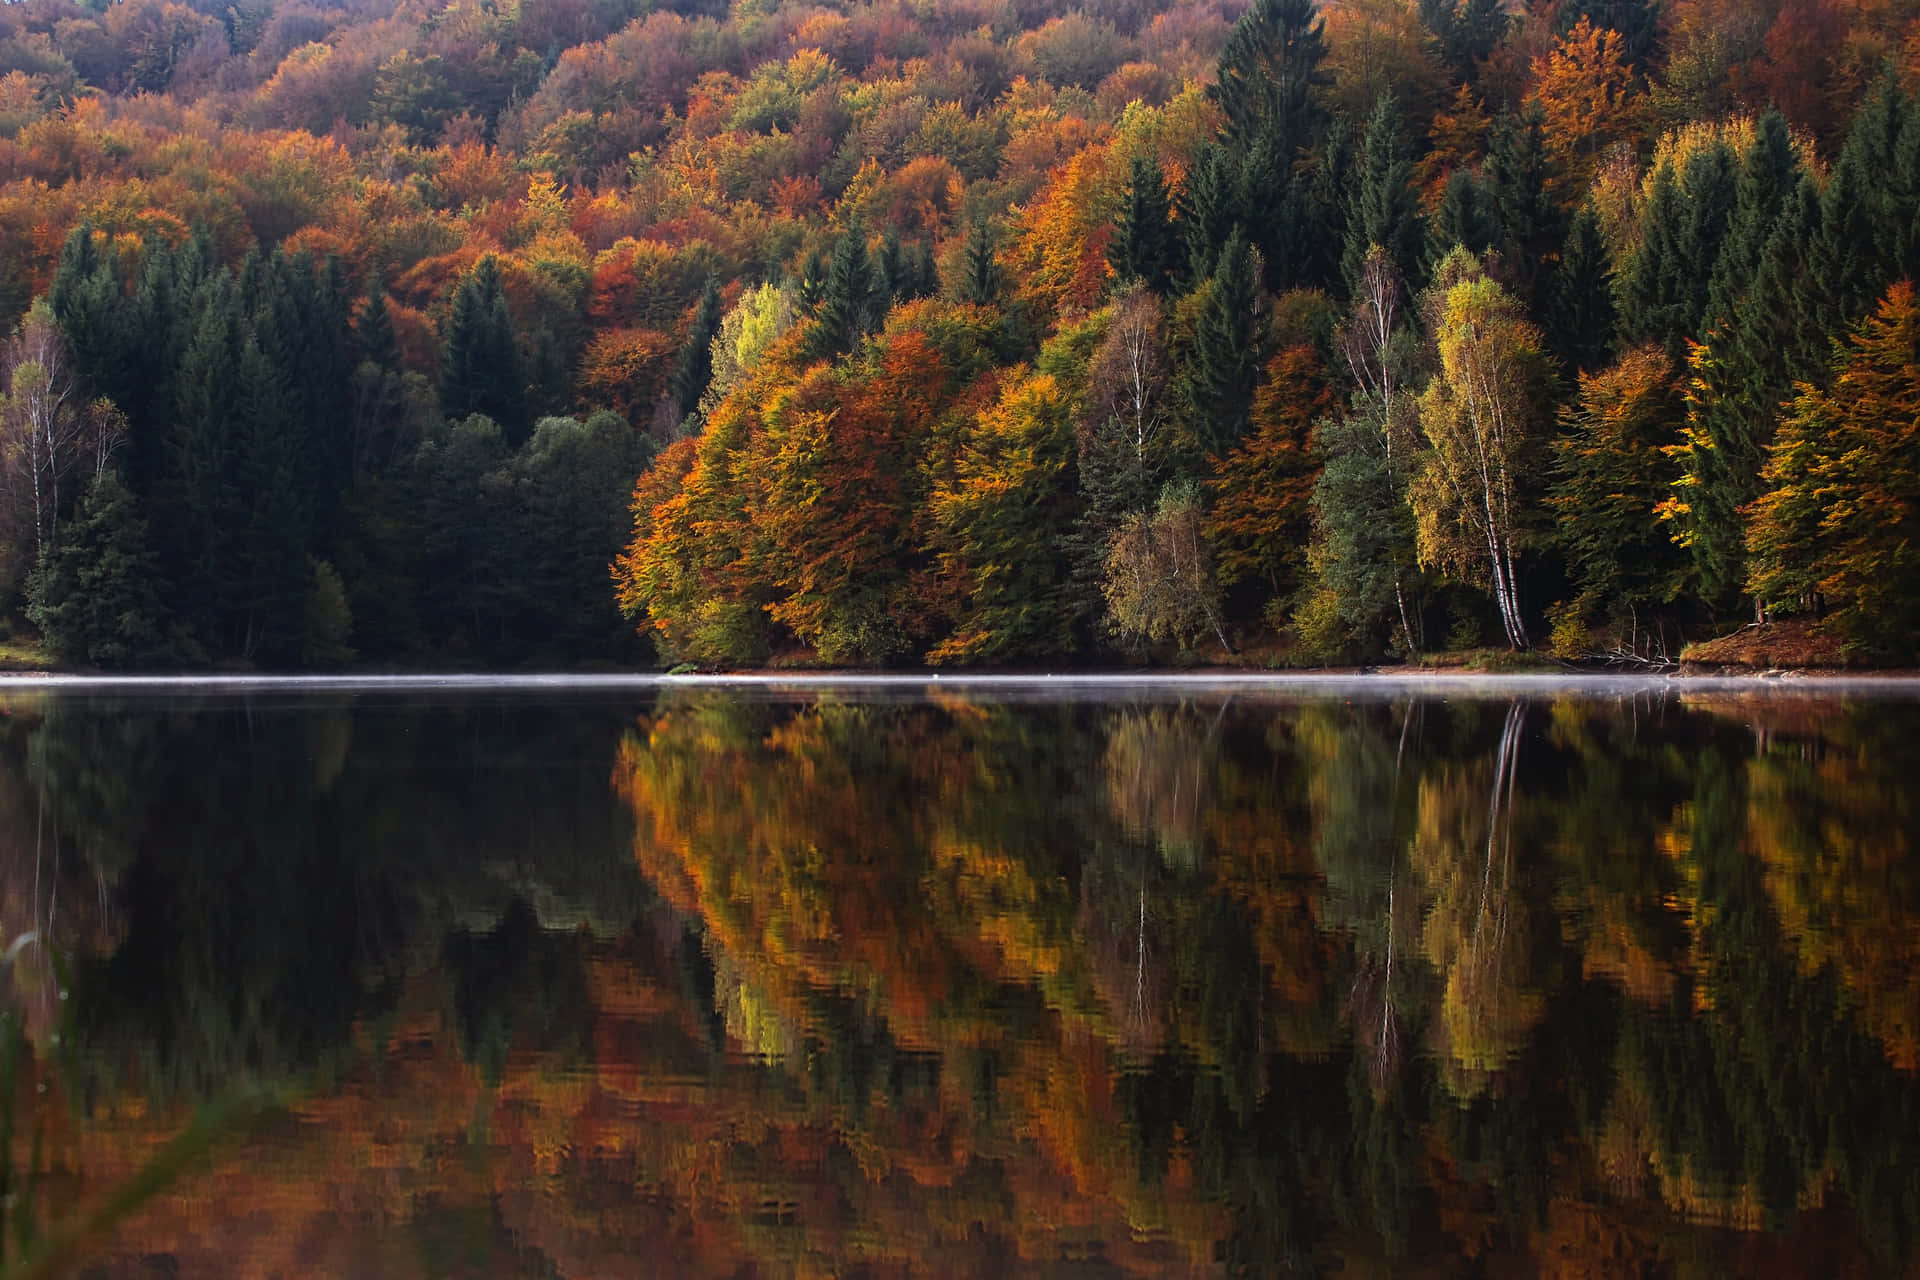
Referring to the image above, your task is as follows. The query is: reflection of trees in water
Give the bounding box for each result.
[13,688,1920,1275]
[1416,700,1542,1096]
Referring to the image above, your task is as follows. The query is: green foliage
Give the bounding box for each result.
[1312,400,1415,653]
[957,220,1001,308]
[1101,479,1226,654]
[1544,204,1615,378]
[931,369,1082,664]
[1108,153,1180,295]
[1343,95,1424,295]
[1618,140,1738,358]
[670,277,723,422]
[1548,347,1688,630]
[1748,283,1920,659]
[302,557,355,668]
[440,256,529,445]
[1182,232,1263,459]
[26,471,170,667]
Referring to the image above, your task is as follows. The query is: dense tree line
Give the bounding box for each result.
[0,0,1917,665]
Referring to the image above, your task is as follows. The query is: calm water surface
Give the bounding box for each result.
[1,678,1917,1277]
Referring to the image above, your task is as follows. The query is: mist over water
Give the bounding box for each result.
[1,681,1916,1276]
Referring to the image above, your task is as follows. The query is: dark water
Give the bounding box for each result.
[2,678,1918,1278]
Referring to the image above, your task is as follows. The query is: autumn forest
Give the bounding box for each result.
[0,0,1917,667]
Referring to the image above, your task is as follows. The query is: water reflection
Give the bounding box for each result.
[1,684,1918,1276]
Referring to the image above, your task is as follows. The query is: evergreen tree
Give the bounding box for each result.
[1210,0,1330,152]
[1343,94,1424,295]
[1748,282,1920,657]
[1183,233,1264,459]
[1427,169,1496,269]
[1179,143,1245,284]
[1548,347,1687,629]
[1418,0,1506,79]
[1702,109,1800,336]
[1617,140,1737,358]
[811,230,881,358]
[1108,153,1180,294]
[959,220,1001,307]
[1673,174,1826,610]
[1809,82,1909,343]
[1544,204,1616,378]
[1484,103,1562,308]
[440,255,529,444]
[670,277,723,422]
[26,470,170,668]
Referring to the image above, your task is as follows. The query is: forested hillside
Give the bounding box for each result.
[0,0,1916,668]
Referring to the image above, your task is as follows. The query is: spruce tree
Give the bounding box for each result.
[1426,169,1496,267]
[1703,109,1800,336]
[670,277,723,422]
[26,471,170,668]
[1544,204,1615,378]
[1809,82,1909,343]
[1178,143,1244,284]
[1419,0,1506,79]
[1184,233,1263,458]
[1617,141,1737,358]
[440,255,528,444]
[1210,0,1329,151]
[1108,153,1180,294]
[1484,103,1562,307]
[1678,174,1826,609]
[959,220,1001,307]
[812,230,880,358]
[1343,94,1424,295]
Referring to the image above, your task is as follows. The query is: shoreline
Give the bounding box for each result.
[2,666,1919,693]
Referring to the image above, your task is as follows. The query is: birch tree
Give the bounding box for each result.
[1412,251,1544,649]
[0,303,125,571]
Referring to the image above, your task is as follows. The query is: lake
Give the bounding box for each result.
[1,675,1917,1278]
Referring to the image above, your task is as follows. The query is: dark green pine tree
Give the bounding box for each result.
[50,226,134,411]
[1616,141,1737,358]
[1209,0,1330,152]
[1889,103,1920,283]
[160,271,310,661]
[1108,153,1181,294]
[1681,173,1826,609]
[26,471,171,668]
[1702,109,1800,336]
[1426,168,1497,267]
[1544,204,1615,378]
[253,249,352,550]
[811,230,881,358]
[1343,94,1424,295]
[959,219,1001,307]
[1183,232,1263,458]
[874,229,906,302]
[1808,81,1910,343]
[1418,0,1507,79]
[903,241,940,301]
[1484,103,1563,308]
[670,277,723,422]
[440,255,529,444]
[1178,143,1245,284]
